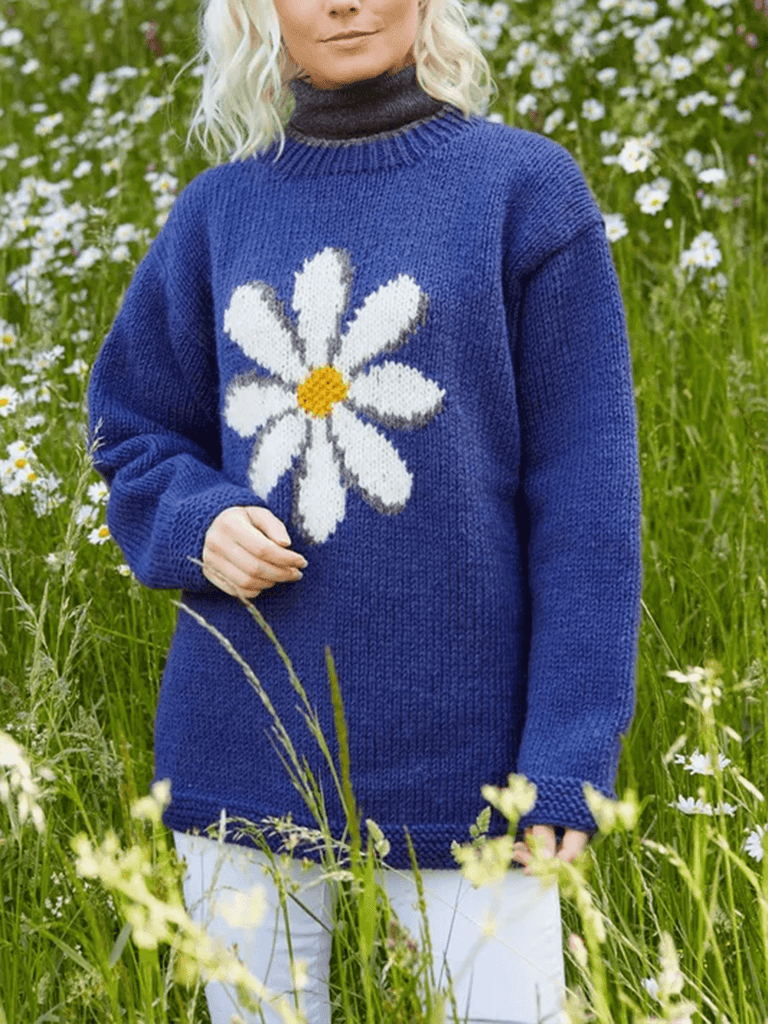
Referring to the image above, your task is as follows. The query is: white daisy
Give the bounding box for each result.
[223,247,445,545]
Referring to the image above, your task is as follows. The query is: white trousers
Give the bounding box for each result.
[173,831,566,1024]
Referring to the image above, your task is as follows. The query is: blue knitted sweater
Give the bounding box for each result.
[87,66,643,869]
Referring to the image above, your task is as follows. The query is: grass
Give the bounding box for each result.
[1,0,768,1021]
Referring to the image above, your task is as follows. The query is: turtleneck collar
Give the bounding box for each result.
[285,63,446,142]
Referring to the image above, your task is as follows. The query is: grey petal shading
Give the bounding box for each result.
[224,281,306,384]
[334,274,429,379]
[247,410,307,500]
[345,361,445,430]
[224,375,296,438]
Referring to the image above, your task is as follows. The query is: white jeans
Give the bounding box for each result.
[173,831,566,1024]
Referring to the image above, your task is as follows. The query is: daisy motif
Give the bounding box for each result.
[223,247,446,545]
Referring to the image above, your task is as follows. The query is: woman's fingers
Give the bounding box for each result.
[511,825,590,874]
[202,506,306,597]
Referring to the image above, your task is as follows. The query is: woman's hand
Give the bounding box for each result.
[202,506,307,599]
[511,824,590,875]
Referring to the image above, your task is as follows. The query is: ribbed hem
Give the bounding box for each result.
[161,792,530,871]
[260,104,481,177]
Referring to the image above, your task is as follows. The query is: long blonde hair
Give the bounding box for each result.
[179,0,498,165]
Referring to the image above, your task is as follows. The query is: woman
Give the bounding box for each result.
[87,0,643,1020]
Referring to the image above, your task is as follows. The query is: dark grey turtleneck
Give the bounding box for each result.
[285,63,447,141]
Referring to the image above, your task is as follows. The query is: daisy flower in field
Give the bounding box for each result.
[635,178,671,215]
[223,246,445,546]
[698,167,728,186]
[63,358,89,377]
[616,134,659,173]
[0,320,17,350]
[73,245,102,270]
[673,748,731,775]
[702,272,728,295]
[670,795,736,816]
[744,825,767,862]
[0,385,19,417]
[581,98,605,122]
[87,480,109,504]
[602,213,629,243]
[88,524,111,545]
[75,504,99,526]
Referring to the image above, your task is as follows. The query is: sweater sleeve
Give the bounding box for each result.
[511,219,643,838]
[86,189,268,592]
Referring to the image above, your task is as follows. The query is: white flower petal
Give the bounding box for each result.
[292,248,351,371]
[330,404,412,513]
[224,282,306,384]
[334,275,429,378]
[248,411,306,499]
[224,376,296,438]
[294,418,346,545]
[346,361,445,429]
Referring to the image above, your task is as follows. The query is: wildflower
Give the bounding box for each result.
[635,178,671,215]
[64,358,89,377]
[616,134,658,173]
[73,246,102,270]
[0,729,54,835]
[584,784,639,832]
[34,112,64,137]
[131,779,172,824]
[88,524,111,544]
[698,167,727,185]
[0,27,23,46]
[581,98,605,121]
[666,662,723,710]
[72,160,92,178]
[480,773,537,821]
[0,320,17,350]
[365,817,390,859]
[114,222,142,243]
[0,385,19,416]
[667,54,693,80]
[87,480,109,504]
[670,795,712,815]
[452,834,515,887]
[703,272,728,294]
[743,825,767,861]
[132,94,168,124]
[673,748,731,775]
[217,885,266,929]
[603,212,629,242]
[567,932,589,970]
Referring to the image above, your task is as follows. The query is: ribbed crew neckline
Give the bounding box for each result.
[256,64,482,176]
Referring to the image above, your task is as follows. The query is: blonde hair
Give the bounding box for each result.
[177,0,498,165]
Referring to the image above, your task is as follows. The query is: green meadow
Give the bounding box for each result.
[1,0,767,1021]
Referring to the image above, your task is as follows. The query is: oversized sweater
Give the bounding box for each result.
[87,64,643,870]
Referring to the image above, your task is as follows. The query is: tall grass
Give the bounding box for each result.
[1,0,768,1021]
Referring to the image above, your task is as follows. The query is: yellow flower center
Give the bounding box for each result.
[0,398,8,407]
[99,526,109,538]
[296,365,349,419]
[15,458,27,469]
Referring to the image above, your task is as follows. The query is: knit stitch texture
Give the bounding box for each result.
[87,87,643,869]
